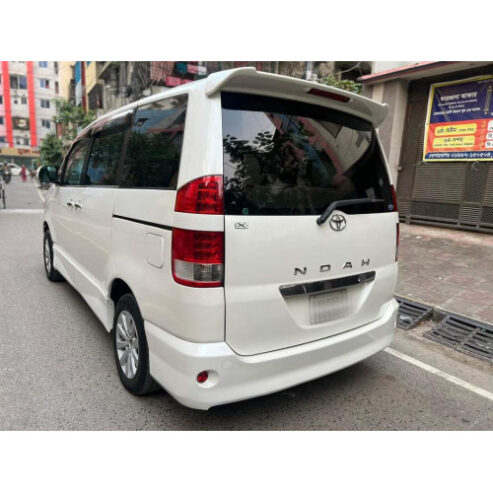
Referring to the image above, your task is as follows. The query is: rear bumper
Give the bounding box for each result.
[145,299,398,410]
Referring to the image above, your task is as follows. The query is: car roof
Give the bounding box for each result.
[77,67,388,139]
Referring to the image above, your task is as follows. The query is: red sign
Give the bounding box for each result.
[165,76,193,87]
[187,64,207,75]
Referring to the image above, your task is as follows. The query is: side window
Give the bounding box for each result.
[120,94,188,188]
[84,127,126,186]
[63,140,90,185]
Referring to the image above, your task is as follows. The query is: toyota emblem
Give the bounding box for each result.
[329,214,346,231]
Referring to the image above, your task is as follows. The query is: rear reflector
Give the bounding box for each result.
[175,175,224,214]
[172,228,224,287]
[196,371,209,383]
[308,88,350,103]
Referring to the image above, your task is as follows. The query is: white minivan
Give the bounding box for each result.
[42,68,399,409]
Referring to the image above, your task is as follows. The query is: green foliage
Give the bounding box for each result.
[40,133,64,167]
[319,75,362,94]
[52,98,96,144]
[40,99,96,166]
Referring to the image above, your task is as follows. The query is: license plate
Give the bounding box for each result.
[309,289,348,324]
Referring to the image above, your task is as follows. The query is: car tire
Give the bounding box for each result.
[113,293,159,396]
[43,230,64,282]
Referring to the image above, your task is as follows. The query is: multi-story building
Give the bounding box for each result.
[61,61,370,117]
[0,61,59,167]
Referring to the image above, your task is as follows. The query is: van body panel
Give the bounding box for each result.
[76,187,117,286]
[112,188,176,228]
[174,92,224,189]
[109,191,225,343]
[224,213,398,355]
[49,185,83,263]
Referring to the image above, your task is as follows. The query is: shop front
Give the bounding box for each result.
[361,62,493,233]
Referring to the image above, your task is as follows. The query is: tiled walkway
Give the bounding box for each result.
[397,224,493,324]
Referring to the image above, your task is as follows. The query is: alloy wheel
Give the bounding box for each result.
[116,310,140,379]
[44,238,51,273]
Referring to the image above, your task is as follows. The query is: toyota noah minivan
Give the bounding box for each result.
[41,67,399,409]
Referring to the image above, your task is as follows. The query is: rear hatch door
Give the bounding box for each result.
[222,92,398,356]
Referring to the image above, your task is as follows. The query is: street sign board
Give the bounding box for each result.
[423,75,493,161]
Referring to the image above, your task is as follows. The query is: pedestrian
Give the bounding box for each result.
[20,165,27,182]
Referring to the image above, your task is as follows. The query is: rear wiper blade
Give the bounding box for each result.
[316,198,385,225]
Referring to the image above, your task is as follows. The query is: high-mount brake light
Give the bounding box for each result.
[175,175,224,214]
[172,228,224,288]
[308,88,350,103]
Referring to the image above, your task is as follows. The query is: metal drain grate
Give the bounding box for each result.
[395,297,433,330]
[425,314,493,362]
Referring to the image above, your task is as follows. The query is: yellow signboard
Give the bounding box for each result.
[434,123,477,136]
[0,147,39,157]
[432,136,475,148]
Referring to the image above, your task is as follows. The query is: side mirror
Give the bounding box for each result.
[39,165,59,184]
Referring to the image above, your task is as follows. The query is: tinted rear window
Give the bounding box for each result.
[84,129,126,186]
[119,94,187,188]
[222,92,393,216]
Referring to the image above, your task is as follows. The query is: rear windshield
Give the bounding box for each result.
[222,92,394,216]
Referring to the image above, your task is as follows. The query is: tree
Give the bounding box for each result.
[39,99,96,167]
[319,74,362,94]
[40,133,64,167]
[52,98,96,146]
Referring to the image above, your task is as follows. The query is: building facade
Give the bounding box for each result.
[0,61,59,167]
[361,62,493,233]
[61,61,370,116]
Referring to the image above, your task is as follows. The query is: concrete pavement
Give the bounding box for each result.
[397,224,493,323]
[0,208,491,430]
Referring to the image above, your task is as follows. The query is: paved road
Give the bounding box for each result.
[0,185,491,430]
[1,175,44,210]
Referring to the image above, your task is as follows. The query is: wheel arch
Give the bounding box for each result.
[109,277,135,306]
[43,219,56,244]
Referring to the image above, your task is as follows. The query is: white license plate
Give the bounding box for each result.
[309,289,348,324]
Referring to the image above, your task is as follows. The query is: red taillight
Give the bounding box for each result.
[390,185,398,212]
[172,228,224,287]
[175,175,224,214]
[308,87,350,103]
[391,185,399,261]
[396,223,400,262]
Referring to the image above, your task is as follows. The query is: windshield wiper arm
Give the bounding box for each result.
[316,198,385,225]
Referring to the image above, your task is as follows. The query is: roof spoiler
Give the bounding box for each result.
[205,67,389,128]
